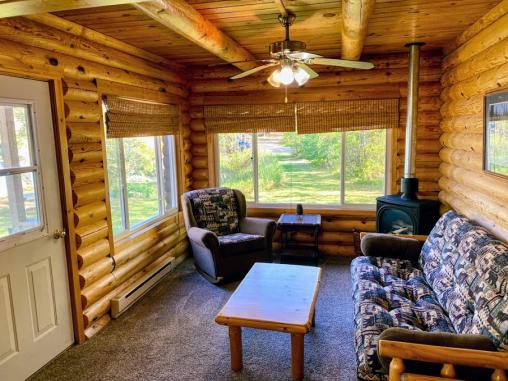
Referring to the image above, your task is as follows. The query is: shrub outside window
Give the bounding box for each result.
[216,130,387,206]
[106,135,178,235]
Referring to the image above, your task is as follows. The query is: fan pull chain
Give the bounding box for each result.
[285,86,288,103]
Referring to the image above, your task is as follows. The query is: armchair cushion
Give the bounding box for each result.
[186,188,240,236]
[240,217,276,238]
[218,233,266,257]
[361,233,423,262]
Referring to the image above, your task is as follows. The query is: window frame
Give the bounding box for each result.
[106,134,178,239]
[214,129,393,209]
[0,98,48,250]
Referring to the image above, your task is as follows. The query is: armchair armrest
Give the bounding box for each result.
[240,217,276,239]
[360,233,423,261]
[378,328,506,381]
[187,227,219,252]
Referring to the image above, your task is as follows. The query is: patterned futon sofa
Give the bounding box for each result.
[351,211,508,380]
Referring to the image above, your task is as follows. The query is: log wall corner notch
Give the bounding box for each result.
[341,0,376,60]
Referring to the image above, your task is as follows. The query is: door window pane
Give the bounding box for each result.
[218,133,254,201]
[0,170,40,238]
[0,103,42,239]
[344,129,386,204]
[257,132,341,204]
[0,104,34,169]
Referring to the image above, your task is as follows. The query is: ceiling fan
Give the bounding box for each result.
[222,13,374,87]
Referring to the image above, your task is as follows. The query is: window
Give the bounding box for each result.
[0,102,42,239]
[106,135,177,235]
[217,130,387,206]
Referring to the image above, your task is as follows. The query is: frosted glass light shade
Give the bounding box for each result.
[268,69,282,87]
[279,65,295,85]
[294,67,310,86]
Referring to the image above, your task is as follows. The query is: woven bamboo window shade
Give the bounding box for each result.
[104,96,180,138]
[204,99,399,134]
[295,99,399,134]
[204,103,296,133]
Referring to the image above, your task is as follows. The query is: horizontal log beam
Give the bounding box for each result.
[134,0,257,71]
[0,18,183,85]
[0,0,145,19]
[27,13,183,71]
[190,66,441,92]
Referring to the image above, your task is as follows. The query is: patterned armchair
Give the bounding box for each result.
[351,211,508,381]
[181,188,276,283]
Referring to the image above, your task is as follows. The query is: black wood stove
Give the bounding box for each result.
[376,43,440,235]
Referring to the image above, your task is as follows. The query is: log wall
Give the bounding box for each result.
[0,16,191,342]
[439,2,508,241]
[187,51,444,256]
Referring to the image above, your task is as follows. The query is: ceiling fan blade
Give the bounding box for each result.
[309,57,374,69]
[230,62,279,80]
[295,62,319,79]
[209,59,277,67]
[287,51,322,60]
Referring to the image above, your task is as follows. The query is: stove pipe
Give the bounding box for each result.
[401,42,425,200]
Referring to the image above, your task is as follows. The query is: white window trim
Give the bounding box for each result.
[214,129,392,209]
[106,135,178,238]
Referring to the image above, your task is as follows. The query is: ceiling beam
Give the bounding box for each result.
[341,0,376,60]
[134,0,257,71]
[0,0,145,19]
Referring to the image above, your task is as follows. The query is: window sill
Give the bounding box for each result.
[113,208,179,244]
[247,204,376,218]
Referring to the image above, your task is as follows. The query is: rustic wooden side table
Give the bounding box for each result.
[277,214,321,264]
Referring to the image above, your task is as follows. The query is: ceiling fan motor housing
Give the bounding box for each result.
[270,40,307,59]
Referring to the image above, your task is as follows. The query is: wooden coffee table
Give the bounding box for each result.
[215,262,322,380]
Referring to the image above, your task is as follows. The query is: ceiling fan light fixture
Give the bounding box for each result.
[294,66,310,86]
[279,65,295,85]
[268,68,282,87]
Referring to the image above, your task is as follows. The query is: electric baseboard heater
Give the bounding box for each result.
[111,255,184,318]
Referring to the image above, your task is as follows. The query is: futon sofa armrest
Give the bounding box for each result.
[187,227,220,252]
[377,328,505,380]
[360,233,423,261]
[240,217,276,240]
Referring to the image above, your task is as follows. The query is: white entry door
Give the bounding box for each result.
[0,75,73,380]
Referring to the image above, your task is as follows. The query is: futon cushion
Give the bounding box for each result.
[187,188,240,236]
[351,256,454,381]
[218,233,265,256]
[420,211,508,350]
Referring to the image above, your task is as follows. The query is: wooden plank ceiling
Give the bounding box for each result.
[55,0,500,66]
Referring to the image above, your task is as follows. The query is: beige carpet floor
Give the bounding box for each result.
[30,256,357,381]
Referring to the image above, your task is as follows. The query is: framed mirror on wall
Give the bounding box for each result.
[484,90,508,178]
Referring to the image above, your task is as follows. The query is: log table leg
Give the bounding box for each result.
[229,326,243,372]
[291,333,304,380]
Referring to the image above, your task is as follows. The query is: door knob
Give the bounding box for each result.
[53,229,67,239]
